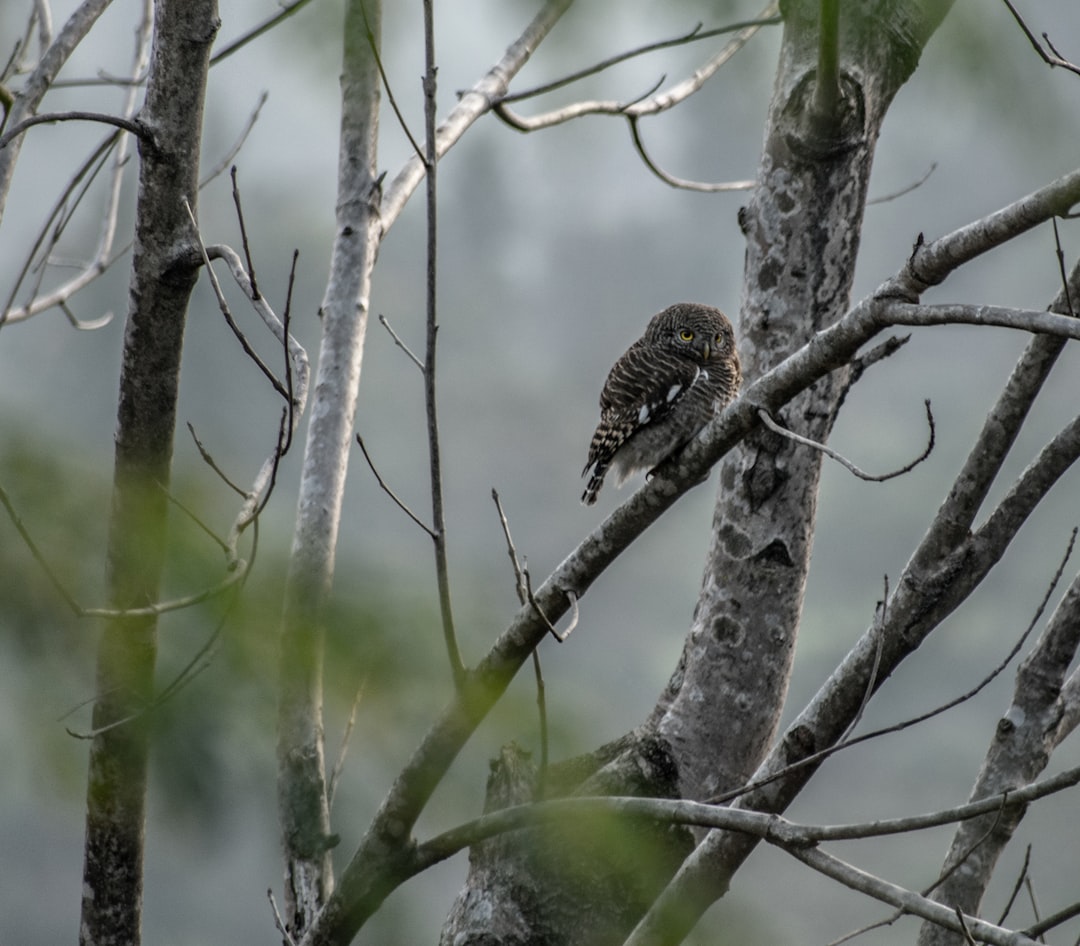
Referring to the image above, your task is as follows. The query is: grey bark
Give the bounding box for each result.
[917,570,1080,946]
[626,239,1080,946]
[443,1,955,943]
[78,2,218,945]
[276,0,382,936]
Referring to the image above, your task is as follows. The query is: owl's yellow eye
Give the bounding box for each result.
[679,329,694,342]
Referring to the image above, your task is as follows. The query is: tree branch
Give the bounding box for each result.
[421,0,465,690]
[493,2,778,132]
[302,166,1080,946]
[378,0,573,235]
[0,0,115,223]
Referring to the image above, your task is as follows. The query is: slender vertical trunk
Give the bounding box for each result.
[78,2,218,944]
[276,0,382,936]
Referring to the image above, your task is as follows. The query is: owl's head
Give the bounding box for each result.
[646,302,737,364]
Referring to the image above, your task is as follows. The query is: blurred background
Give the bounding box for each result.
[2,0,1080,943]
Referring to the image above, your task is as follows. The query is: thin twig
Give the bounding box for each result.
[355,434,436,537]
[758,400,935,482]
[0,109,146,150]
[158,480,231,556]
[1000,0,1080,77]
[491,489,528,604]
[267,888,299,946]
[79,566,248,619]
[69,567,251,741]
[707,526,1077,806]
[422,0,466,690]
[1024,900,1080,939]
[210,0,317,66]
[188,422,247,496]
[532,652,549,799]
[200,91,268,187]
[492,2,779,132]
[1052,218,1075,318]
[497,11,781,105]
[524,565,579,643]
[183,200,290,401]
[230,166,260,300]
[627,114,755,193]
[361,0,422,160]
[844,576,887,740]
[492,488,550,794]
[998,845,1033,926]
[867,163,937,205]
[1024,874,1044,934]
[3,8,150,329]
[328,680,366,810]
[378,313,425,371]
[0,481,83,616]
[954,906,979,946]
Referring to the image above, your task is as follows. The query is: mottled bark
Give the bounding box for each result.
[917,572,1080,946]
[78,2,218,945]
[443,1,956,943]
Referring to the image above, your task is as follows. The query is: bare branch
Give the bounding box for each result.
[0,481,83,616]
[868,163,938,205]
[408,763,1080,876]
[492,488,550,794]
[229,166,260,299]
[377,313,425,371]
[491,488,528,605]
[786,845,1043,946]
[494,2,778,132]
[1001,0,1080,77]
[757,399,935,482]
[0,109,147,151]
[421,0,465,691]
[268,888,300,946]
[997,845,1032,927]
[185,200,290,401]
[0,0,115,222]
[1024,900,1080,940]
[3,5,150,327]
[328,681,366,810]
[525,565,579,643]
[200,91,268,186]
[498,10,781,105]
[355,434,436,537]
[627,115,755,193]
[304,165,1080,946]
[379,0,574,233]
[210,0,318,67]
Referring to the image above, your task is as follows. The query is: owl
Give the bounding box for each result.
[581,303,741,505]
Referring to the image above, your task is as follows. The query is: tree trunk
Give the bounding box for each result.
[78,2,218,945]
[275,0,382,937]
[442,2,955,943]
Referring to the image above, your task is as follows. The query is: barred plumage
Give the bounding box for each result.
[581,303,741,505]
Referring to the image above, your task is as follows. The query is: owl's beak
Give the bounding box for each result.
[701,342,711,362]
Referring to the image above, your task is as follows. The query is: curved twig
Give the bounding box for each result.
[493,1,778,133]
[627,114,755,193]
[757,399,935,482]
[0,109,147,151]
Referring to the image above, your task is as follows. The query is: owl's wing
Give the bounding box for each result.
[583,343,705,475]
[600,342,704,424]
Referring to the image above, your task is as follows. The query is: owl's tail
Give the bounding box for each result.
[581,461,607,505]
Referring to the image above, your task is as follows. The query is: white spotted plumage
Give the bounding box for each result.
[581,303,741,506]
